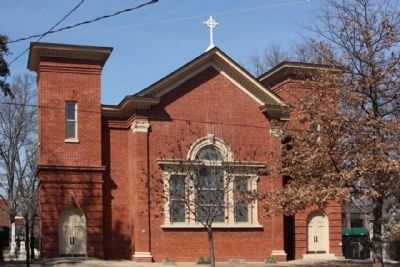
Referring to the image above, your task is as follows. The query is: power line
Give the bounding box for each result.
[8,0,85,66]
[0,101,294,131]
[53,0,310,38]
[7,0,159,45]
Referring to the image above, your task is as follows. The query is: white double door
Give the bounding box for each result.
[307,212,328,253]
[59,210,87,256]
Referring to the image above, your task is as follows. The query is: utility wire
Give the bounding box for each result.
[0,101,305,132]
[8,0,85,66]
[7,0,159,45]
[53,0,309,38]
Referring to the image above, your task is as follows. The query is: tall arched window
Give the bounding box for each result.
[159,134,263,228]
[195,146,225,223]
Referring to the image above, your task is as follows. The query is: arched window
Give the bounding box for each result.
[159,134,262,228]
[195,147,225,223]
[195,145,223,160]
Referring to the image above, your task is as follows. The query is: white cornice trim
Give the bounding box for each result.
[131,120,150,133]
[138,50,286,107]
[214,51,285,106]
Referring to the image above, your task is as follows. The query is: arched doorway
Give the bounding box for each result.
[307,211,329,254]
[58,208,87,256]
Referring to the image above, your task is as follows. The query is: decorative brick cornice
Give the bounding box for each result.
[38,63,102,75]
[28,42,113,72]
[37,165,105,184]
[37,164,105,173]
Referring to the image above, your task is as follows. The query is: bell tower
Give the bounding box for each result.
[28,42,112,258]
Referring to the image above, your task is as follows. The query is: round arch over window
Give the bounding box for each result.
[187,134,233,161]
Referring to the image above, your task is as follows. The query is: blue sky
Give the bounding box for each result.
[2,0,324,104]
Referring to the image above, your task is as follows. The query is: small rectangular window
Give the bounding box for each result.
[65,101,77,140]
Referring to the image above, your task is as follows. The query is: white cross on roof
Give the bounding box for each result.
[204,16,218,51]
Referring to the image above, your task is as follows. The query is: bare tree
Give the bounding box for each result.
[248,43,292,76]
[262,1,400,266]
[247,42,327,76]
[17,145,38,266]
[0,74,37,258]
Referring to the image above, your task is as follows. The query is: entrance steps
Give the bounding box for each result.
[303,253,337,260]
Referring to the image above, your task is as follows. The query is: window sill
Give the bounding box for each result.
[161,223,263,229]
[65,138,79,143]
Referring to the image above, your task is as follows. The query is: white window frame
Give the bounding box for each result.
[65,101,78,143]
[160,134,262,229]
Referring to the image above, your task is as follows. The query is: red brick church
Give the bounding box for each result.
[28,42,342,262]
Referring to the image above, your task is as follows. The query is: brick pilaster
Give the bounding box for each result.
[131,119,153,262]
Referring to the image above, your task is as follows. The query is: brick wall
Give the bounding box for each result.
[293,203,343,259]
[0,200,9,227]
[39,169,104,258]
[101,67,286,261]
[37,53,342,262]
[268,77,343,259]
[37,58,103,167]
[37,57,105,258]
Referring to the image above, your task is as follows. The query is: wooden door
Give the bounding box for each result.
[60,224,72,255]
[73,222,86,256]
[59,209,87,256]
[307,212,328,253]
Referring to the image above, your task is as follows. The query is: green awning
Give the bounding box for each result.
[342,227,369,236]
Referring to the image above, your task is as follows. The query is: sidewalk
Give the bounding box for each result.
[1,258,397,267]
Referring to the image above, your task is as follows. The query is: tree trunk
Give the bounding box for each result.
[25,217,30,267]
[9,216,16,258]
[207,226,216,267]
[372,197,384,267]
[0,228,3,261]
[30,220,35,260]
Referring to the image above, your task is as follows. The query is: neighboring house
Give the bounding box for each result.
[342,200,400,262]
[0,200,10,252]
[342,203,370,260]
[27,42,343,262]
[0,200,9,228]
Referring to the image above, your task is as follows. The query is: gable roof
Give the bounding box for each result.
[135,46,286,107]
[27,42,290,119]
[103,47,289,119]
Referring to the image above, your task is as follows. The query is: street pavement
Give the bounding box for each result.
[1,258,399,267]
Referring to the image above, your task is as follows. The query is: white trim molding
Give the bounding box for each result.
[187,134,233,161]
[159,135,264,228]
[131,120,150,133]
[133,251,153,259]
[269,128,283,138]
[161,223,263,229]
[271,250,287,256]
